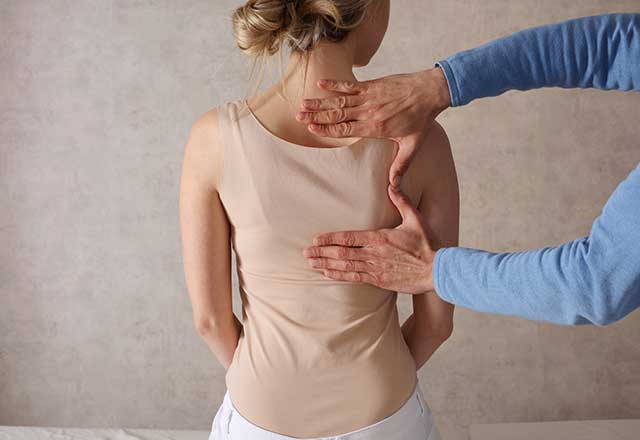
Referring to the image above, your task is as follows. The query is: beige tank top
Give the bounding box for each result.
[217,99,423,438]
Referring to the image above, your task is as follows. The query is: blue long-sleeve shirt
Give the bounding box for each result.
[433,14,640,325]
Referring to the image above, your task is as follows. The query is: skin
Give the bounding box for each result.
[179,110,241,370]
[179,0,452,372]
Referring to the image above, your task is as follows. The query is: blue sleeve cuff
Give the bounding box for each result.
[435,60,462,107]
[433,247,453,303]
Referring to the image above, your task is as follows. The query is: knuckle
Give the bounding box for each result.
[378,272,390,286]
[337,247,350,259]
[340,121,352,136]
[313,237,325,246]
[375,231,390,245]
[314,125,327,135]
[331,108,346,123]
[344,260,355,271]
[352,272,362,282]
[343,232,356,247]
[338,95,347,108]
[382,261,394,271]
[373,119,386,134]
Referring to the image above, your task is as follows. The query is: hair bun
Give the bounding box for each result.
[232,0,372,57]
[232,1,290,56]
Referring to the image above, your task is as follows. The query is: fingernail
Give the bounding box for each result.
[295,112,305,121]
[392,176,401,187]
[303,248,312,257]
[318,79,328,86]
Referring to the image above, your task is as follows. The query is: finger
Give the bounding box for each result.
[300,94,367,111]
[307,257,372,273]
[316,79,367,95]
[302,245,370,261]
[308,120,376,138]
[387,185,419,225]
[322,269,378,285]
[311,230,382,247]
[296,106,368,125]
[389,141,419,187]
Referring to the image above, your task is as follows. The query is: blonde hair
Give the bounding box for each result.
[232,0,375,94]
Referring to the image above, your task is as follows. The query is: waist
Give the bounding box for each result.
[221,379,431,439]
[225,353,419,438]
[225,283,418,437]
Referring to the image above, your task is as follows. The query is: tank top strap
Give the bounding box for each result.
[215,99,247,193]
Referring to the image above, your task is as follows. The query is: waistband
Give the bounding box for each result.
[220,380,433,440]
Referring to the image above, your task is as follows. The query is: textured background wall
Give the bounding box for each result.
[1,1,639,439]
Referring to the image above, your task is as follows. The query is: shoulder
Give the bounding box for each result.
[186,99,244,146]
[187,105,225,143]
[406,121,458,205]
[407,121,455,180]
[416,121,451,165]
[182,105,225,190]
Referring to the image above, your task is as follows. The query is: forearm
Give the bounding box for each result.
[402,313,450,370]
[437,13,640,106]
[196,313,243,370]
[433,163,640,325]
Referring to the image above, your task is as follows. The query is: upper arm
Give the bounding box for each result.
[412,122,459,335]
[179,108,233,328]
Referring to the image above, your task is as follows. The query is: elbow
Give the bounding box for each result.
[433,321,454,342]
[194,315,224,337]
[587,309,618,326]
[581,284,634,326]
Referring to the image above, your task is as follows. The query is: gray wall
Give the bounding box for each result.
[1,1,639,439]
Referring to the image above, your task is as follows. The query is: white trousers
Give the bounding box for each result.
[208,382,442,440]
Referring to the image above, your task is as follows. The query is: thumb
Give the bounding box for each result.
[389,136,419,187]
[388,185,420,226]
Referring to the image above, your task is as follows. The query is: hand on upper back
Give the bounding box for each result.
[295,67,452,186]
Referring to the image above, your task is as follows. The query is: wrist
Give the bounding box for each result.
[420,246,436,293]
[429,66,451,114]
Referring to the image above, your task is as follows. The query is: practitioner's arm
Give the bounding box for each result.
[432,13,640,325]
[438,13,640,106]
[434,163,640,325]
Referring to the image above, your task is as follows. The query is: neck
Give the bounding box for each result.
[281,40,357,101]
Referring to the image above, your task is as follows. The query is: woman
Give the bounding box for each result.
[179,1,458,439]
